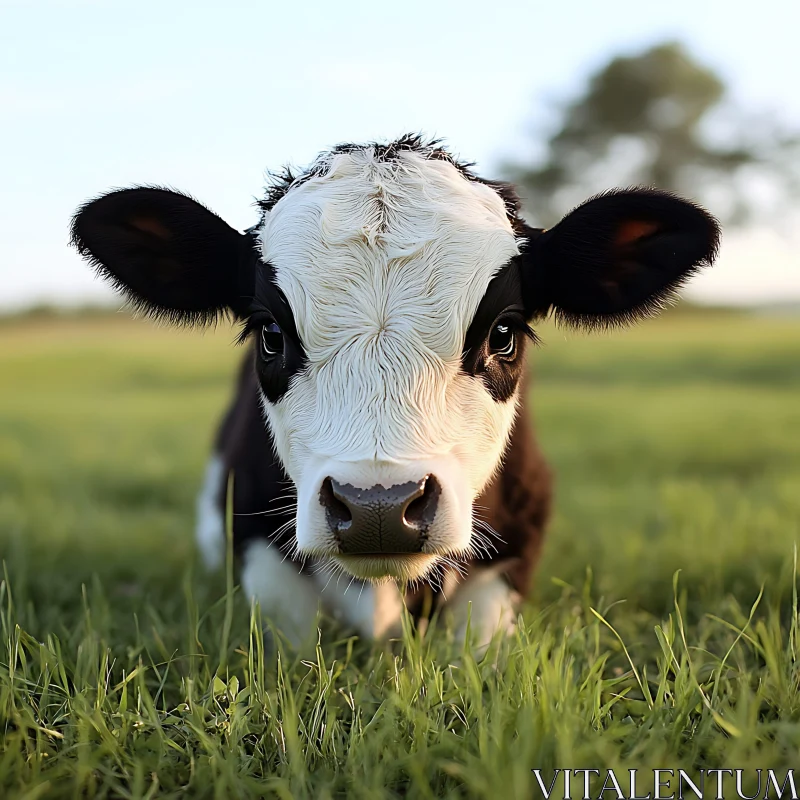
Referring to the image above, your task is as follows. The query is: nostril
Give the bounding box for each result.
[320,477,352,530]
[403,474,441,528]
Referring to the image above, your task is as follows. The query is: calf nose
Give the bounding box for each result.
[319,475,441,554]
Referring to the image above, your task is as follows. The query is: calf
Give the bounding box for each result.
[72,135,719,648]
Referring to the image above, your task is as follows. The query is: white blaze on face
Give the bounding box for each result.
[257,148,522,578]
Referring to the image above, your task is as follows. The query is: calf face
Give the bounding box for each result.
[72,136,719,585]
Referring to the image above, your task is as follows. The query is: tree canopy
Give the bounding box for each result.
[508,42,799,227]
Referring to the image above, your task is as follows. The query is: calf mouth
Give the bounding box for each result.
[333,552,442,583]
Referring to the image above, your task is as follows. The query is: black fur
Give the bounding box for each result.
[519,188,721,328]
[461,265,536,403]
[241,264,308,403]
[211,349,307,567]
[70,188,255,325]
[471,379,552,597]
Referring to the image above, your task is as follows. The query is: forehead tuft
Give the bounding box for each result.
[257,134,523,222]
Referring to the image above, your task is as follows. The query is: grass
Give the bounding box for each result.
[1,308,800,798]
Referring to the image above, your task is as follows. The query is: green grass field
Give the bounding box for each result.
[2,308,800,798]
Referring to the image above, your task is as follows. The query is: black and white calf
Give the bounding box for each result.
[72,135,719,647]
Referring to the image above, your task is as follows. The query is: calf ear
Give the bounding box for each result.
[71,187,256,324]
[519,189,720,327]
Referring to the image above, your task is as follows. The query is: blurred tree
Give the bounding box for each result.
[508,41,800,227]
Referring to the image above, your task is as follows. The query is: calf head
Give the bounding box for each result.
[72,136,719,584]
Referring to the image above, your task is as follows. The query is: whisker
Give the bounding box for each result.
[276,532,297,553]
[275,516,297,533]
[235,505,297,518]
[322,566,338,593]
[312,557,343,579]
[467,529,496,559]
[471,511,505,548]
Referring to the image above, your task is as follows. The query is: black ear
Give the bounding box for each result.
[519,189,720,327]
[70,187,256,324]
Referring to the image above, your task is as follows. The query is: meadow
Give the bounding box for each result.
[1,307,800,798]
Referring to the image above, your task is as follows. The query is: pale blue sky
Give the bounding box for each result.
[1,0,798,308]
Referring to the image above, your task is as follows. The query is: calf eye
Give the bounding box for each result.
[488,322,516,359]
[260,322,284,359]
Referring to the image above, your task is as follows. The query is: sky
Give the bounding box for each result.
[1,0,798,309]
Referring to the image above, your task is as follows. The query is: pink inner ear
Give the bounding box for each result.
[613,220,661,250]
[128,215,173,240]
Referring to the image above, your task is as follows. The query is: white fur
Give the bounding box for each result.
[257,148,522,582]
[240,539,322,647]
[445,567,520,650]
[315,573,406,639]
[195,455,225,570]
[241,540,406,643]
